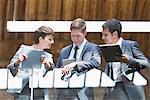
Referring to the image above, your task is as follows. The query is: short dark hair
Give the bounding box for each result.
[34,26,54,44]
[70,18,86,32]
[102,18,122,37]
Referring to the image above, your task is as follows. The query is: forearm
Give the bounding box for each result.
[75,58,100,72]
[76,48,101,72]
[129,56,150,68]
[129,41,150,68]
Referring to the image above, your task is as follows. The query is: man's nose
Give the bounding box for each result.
[51,39,54,44]
[102,35,104,40]
[73,36,78,41]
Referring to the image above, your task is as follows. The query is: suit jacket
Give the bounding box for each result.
[55,41,101,100]
[104,39,150,100]
[56,41,101,71]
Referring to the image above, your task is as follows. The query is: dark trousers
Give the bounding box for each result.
[103,82,130,100]
[103,82,145,100]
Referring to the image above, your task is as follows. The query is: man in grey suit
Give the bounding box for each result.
[55,18,101,100]
[101,18,150,100]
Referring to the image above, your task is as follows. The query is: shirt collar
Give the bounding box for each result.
[116,37,123,47]
[73,38,87,49]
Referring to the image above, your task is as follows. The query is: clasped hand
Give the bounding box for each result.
[115,54,130,64]
[15,53,28,65]
[40,55,54,70]
[61,62,77,75]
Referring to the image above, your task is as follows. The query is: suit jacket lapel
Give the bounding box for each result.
[121,39,127,54]
[121,39,129,72]
[79,41,89,60]
[65,44,73,59]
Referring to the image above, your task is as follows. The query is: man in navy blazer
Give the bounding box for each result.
[55,18,101,100]
[101,18,150,100]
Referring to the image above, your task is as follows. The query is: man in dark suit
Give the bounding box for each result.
[101,18,150,100]
[55,18,101,100]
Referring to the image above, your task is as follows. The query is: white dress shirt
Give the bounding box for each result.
[69,38,87,60]
[112,37,123,82]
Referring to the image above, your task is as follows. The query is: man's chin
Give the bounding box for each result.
[75,43,81,45]
[45,46,51,49]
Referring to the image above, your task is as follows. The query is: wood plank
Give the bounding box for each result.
[82,0,91,19]
[48,0,62,20]
[61,0,76,20]
[101,0,119,19]
[118,0,136,19]
[37,0,48,20]
[134,0,150,20]
[0,0,7,39]
[15,0,26,20]
[0,21,2,40]
[75,0,84,18]
[25,0,37,20]
[89,0,99,20]
[75,0,91,19]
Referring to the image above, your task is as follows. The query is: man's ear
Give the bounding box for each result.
[113,31,119,37]
[84,31,87,36]
[39,36,43,41]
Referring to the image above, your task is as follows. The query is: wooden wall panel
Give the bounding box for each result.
[37,0,48,20]
[15,0,26,20]
[0,20,2,39]
[118,0,136,20]
[6,0,14,21]
[25,0,37,20]
[75,0,85,18]
[100,0,120,19]
[135,0,150,20]
[61,0,76,20]
[143,0,150,20]
[89,0,99,20]
[81,0,91,19]
[47,0,62,20]
[0,0,7,40]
